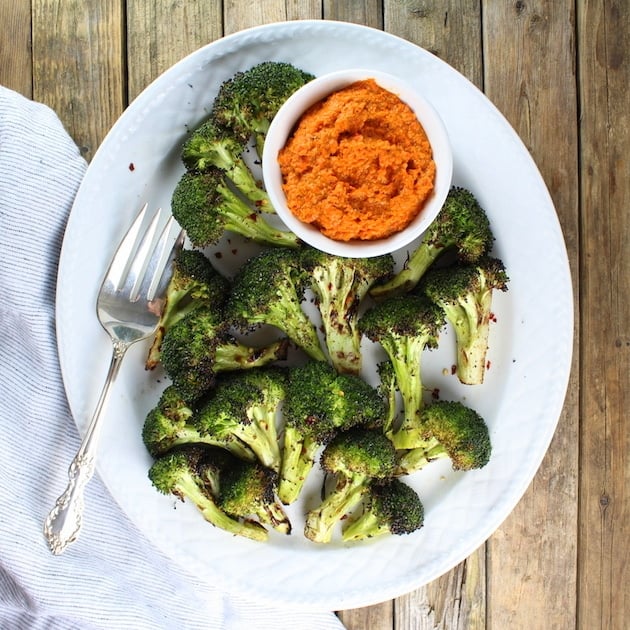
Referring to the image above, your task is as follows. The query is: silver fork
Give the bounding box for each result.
[44,203,184,555]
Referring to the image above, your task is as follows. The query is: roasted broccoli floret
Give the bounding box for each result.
[160,305,289,402]
[396,400,492,475]
[218,458,291,535]
[181,117,270,207]
[421,257,509,385]
[148,445,268,541]
[170,169,299,249]
[342,478,424,541]
[278,361,386,505]
[212,61,315,157]
[300,247,394,374]
[146,248,230,370]
[370,187,495,299]
[141,385,257,462]
[303,428,397,543]
[227,247,326,361]
[359,295,445,449]
[194,368,285,472]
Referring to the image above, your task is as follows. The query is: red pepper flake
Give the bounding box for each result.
[231,249,238,255]
[451,364,457,375]
[431,388,440,399]
[214,252,223,259]
[128,162,135,171]
[486,360,492,370]
[489,312,497,323]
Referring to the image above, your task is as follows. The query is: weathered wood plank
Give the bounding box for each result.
[384,0,482,89]
[0,0,32,97]
[337,599,394,630]
[395,546,486,630]
[126,0,223,102]
[323,0,383,28]
[223,0,320,34]
[577,2,630,629]
[483,2,580,627]
[31,0,125,161]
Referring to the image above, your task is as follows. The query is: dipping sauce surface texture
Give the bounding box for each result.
[278,79,436,242]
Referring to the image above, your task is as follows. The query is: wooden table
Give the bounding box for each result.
[2,2,627,628]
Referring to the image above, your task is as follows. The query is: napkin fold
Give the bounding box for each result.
[0,85,344,630]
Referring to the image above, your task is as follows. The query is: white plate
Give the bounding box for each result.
[56,20,573,611]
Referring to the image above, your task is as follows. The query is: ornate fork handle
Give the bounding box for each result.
[44,340,128,554]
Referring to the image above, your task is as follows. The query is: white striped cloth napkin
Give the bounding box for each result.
[0,85,344,630]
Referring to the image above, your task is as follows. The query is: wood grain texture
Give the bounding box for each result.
[31,0,125,161]
[126,0,223,102]
[384,0,482,90]
[483,2,580,627]
[323,0,383,28]
[223,0,319,34]
[577,2,630,629]
[0,0,32,97]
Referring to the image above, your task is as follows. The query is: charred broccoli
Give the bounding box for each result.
[227,247,326,361]
[303,428,397,543]
[218,458,291,535]
[194,368,285,472]
[146,248,230,370]
[278,361,386,505]
[396,400,492,474]
[301,247,394,374]
[170,169,299,249]
[359,295,445,449]
[370,187,494,299]
[342,478,424,541]
[141,385,256,462]
[421,257,509,385]
[212,61,315,157]
[160,305,288,402]
[148,445,268,541]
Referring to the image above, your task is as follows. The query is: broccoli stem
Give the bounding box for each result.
[224,158,272,210]
[194,137,271,210]
[173,474,268,542]
[264,287,326,362]
[303,474,368,543]
[310,263,363,374]
[217,181,298,248]
[449,293,493,385]
[261,501,292,535]
[395,439,447,475]
[244,406,282,472]
[213,338,287,373]
[342,510,386,542]
[383,336,428,450]
[371,244,438,299]
[157,425,255,462]
[278,427,319,505]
